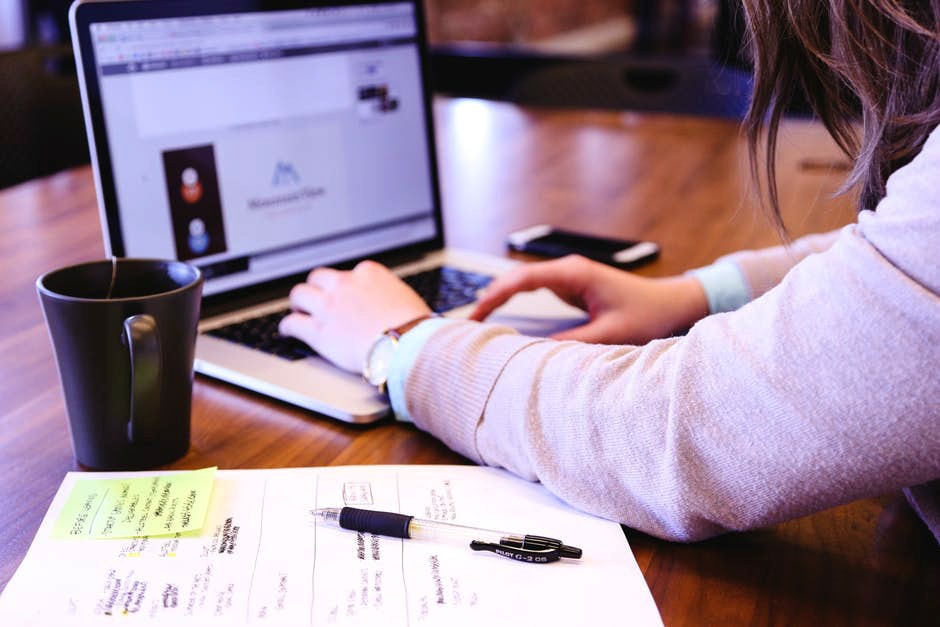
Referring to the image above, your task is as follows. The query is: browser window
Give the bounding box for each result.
[89,2,437,295]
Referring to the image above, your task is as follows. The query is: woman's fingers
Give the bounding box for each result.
[470,256,591,321]
[287,282,325,316]
[306,266,342,290]
[278,260,433,373]
[278,310,318,346]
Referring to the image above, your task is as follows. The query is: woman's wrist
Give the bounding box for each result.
[687,260,751,314]
[660,275,711,334]
[387,317,459,422]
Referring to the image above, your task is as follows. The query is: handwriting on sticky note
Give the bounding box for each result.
[51,467,216,539]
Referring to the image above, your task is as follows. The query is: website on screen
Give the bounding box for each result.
[90,3,437,295]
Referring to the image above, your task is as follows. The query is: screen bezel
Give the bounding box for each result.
[70,0,446,312]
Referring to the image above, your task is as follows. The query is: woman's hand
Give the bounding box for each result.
[470,255,709,345]
[278,260,431,373]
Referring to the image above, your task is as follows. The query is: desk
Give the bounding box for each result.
[1,97,937,624]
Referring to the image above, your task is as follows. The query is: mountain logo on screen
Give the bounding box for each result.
[271,161,301,187]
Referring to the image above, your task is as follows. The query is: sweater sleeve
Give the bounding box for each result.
[689,229,842,314]
[404,128,940,542]
[714,230,841,300]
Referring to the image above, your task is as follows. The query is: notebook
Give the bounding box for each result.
[70,0,584,423]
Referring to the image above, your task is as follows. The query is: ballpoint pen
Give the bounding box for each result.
[311,506,582,564]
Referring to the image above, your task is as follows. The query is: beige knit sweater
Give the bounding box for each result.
[400,127,940,542]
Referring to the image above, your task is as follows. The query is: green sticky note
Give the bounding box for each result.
[51,467,217,539]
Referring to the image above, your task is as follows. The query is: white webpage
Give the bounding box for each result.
[89,3,437,295]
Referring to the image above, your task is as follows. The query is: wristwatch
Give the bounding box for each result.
[362,314,436,394]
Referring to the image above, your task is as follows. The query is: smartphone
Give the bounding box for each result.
[507,224,659,268]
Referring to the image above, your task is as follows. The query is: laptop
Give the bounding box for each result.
[70,0,585,423]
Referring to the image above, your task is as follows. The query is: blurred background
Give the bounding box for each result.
[425,0,751,115]
[0,0,751,189]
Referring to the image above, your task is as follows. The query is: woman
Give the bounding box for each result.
[279,0,939,541]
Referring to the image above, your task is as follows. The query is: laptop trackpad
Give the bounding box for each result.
[485,288,587,337]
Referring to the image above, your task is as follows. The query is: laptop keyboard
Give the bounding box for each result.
[402,266,493,313]
[205,266,492,361]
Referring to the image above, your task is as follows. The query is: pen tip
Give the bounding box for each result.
[311,507,341,523]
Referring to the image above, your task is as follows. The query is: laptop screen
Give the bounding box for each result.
[74,1,440,297]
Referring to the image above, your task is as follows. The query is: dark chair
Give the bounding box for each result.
[0,45,89,190]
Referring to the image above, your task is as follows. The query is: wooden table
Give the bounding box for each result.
[1,97,937,625]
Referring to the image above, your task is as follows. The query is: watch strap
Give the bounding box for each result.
[363,313,439,394]
[386,313,439,340]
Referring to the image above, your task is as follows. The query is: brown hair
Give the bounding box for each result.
[741,0,940,232]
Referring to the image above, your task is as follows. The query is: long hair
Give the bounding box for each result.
[741,0,940,232]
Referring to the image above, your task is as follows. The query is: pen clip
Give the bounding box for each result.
[469,535,581,564]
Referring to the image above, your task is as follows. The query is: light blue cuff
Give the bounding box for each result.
[387,318,457,423]
[688,260,751,314]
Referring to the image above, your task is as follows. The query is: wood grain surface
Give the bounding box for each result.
[0,97,936,625]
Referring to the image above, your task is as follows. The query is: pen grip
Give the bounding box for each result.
[339,507,413,539]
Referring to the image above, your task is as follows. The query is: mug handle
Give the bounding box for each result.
[122,314,162,444]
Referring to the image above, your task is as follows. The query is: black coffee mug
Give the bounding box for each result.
[37,258,203,470]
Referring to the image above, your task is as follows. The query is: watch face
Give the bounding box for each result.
[363,334,398,387]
